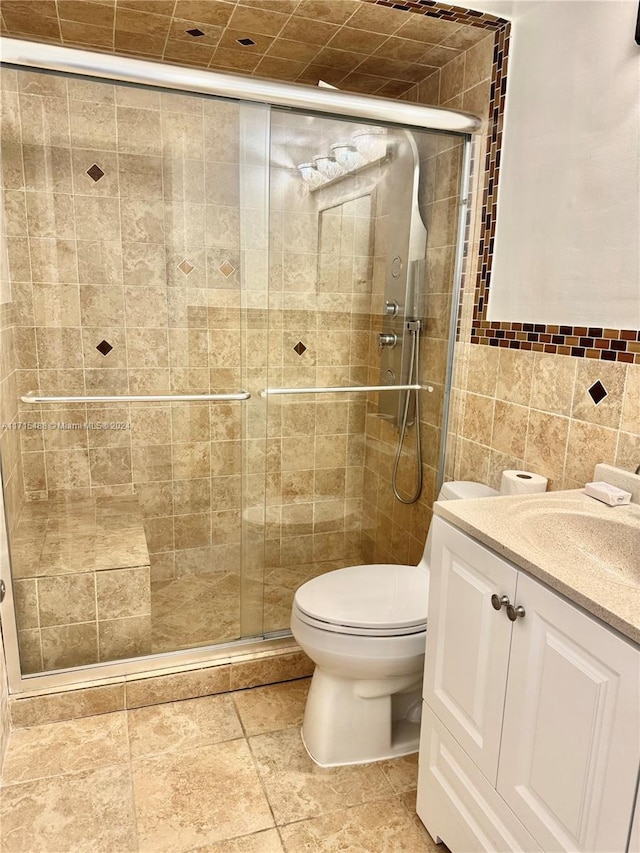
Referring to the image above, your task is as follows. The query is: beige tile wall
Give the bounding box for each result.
[361,32,495,563]
[453,346,640,492]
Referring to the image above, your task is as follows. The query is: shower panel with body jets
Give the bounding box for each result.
[0,37,477,693]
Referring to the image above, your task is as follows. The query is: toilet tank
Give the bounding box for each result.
[418,480,499,571]
[438,481,500,501]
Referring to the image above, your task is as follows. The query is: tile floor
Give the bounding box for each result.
[0,678,441,852]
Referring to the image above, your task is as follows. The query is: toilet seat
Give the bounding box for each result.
[293,563,429,638]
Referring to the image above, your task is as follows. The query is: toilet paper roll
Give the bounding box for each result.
[500,469,548,496]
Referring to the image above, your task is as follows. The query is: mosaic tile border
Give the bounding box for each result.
[371,0,509,30]
[371,0,638,364]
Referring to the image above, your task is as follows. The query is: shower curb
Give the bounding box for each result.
[8,644,313,727]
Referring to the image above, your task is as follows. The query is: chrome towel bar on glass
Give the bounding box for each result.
[259,384,432,397]
[21,391,251,404]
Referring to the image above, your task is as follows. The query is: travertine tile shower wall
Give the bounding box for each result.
[361,32,495,563]
[3,67,246,588]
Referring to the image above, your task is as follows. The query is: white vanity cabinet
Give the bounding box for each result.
[418,516,640,853]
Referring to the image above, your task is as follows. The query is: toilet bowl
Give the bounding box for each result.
[291,479,499,767]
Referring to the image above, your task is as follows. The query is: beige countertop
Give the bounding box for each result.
[434,489,640,645]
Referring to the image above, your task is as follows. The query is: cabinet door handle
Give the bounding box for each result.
[506,603,526,621]
[491,594,510,611]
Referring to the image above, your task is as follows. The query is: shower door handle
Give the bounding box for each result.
[260,384,432,397]
[21,391,251,403]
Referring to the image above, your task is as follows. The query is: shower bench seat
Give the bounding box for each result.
[10,496,151,673]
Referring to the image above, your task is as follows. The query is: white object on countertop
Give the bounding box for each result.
[584,481,632,506]
[500,470,548,495]
[593,463,640,504]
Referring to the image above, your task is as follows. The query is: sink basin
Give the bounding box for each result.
[511,499,640,585]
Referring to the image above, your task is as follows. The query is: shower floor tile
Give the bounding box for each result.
[0,678,439,852]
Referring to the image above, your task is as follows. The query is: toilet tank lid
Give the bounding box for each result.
[439,480,499,500]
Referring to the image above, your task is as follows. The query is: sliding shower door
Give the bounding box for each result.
[0,66,269,677]
[262,109,467,633]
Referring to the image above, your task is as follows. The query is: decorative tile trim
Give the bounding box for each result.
[371,0,509,29]
[371,0,637,364]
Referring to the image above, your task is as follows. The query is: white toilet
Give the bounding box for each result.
[291,480,499,767]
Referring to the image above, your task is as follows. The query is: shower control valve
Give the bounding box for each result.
[384,300,399,317]
[378,332,398,349]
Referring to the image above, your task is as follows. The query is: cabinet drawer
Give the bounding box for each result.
[417,702,542,853]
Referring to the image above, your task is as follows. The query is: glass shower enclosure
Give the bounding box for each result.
[0,37,478,692]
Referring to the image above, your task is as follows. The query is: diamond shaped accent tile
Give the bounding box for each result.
[218,260,236,278]
[237,37,256,46]
[86,164,104,182]
[178,259,194,276]
[186,28,205,37]
[293,341,307,356]
[588,380,607,405]
[96,340,113,356]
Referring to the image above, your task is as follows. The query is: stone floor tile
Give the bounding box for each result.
[128,693,243,757]
[187,828,285,852]
[248,726,394,826]
[0,765,137,852]
[278,797,439,852]
[1,712,128,785]
[233,679,310,737]
[132,738,274,852]
[378,752,419,793]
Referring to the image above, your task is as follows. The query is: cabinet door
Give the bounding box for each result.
[423,517,517,785]
[498,573,640,853]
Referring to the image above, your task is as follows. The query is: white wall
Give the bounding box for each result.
[474,0,640,329]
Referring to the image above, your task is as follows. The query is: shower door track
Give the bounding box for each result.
[0,38,481,135]
[0,38,479,695]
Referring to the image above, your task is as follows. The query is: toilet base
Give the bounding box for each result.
[301,666,423,767]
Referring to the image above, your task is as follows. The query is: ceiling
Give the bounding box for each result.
[0,0,493,97]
